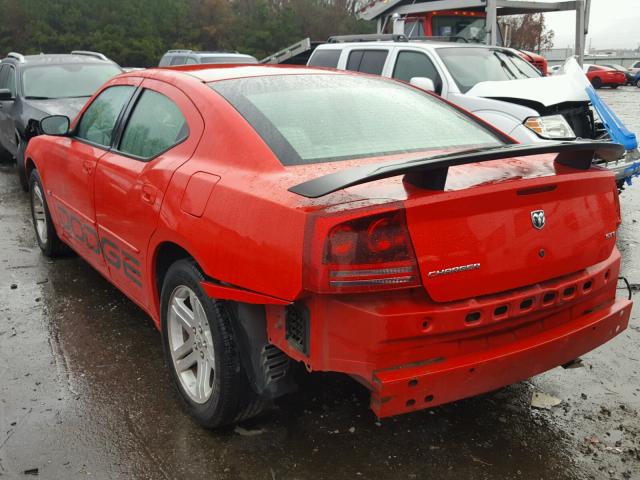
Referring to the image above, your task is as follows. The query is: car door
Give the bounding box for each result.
[45,82,138,274]
[390,49,446,95]
[344,49,389,76]
[94,79,204,307]
[0,64,18,156]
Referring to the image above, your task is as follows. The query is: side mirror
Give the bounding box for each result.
[40,115,71,136]
[410,77,436,92]
[0,88,13,101]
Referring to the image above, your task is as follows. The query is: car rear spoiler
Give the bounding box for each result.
[288,141,624,198]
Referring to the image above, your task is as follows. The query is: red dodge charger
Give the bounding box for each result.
[584,64,627,89]
[25,65,632,427]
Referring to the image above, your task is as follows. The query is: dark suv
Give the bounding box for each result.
[158,50,258,66]
[0,51,122,190]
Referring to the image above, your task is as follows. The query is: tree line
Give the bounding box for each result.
[0,0,373,67]
[500,13,555,53]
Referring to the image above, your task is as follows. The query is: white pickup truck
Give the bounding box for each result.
[307,36,639,186]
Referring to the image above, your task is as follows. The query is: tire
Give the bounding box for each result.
[0,141,12,162]
[592,77,602,89]
[611,84,619,89]
[636,80,640,89]
[16,138,28,192]
[29,169,68,257]
[160,259,265,428]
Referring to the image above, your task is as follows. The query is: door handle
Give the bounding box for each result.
[141,185,157,205]
[82,161,93,175]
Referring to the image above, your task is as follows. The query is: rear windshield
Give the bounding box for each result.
[22,64,122,99]
[200,56,258,64]
[210,74,502,165]
[438,47,542,93]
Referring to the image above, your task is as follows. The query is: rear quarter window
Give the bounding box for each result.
[346,50,388,75]
[308,49,342,68]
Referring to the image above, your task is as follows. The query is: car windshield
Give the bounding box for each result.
[22,64,121,99]
[200,56,258,64]
[432,16,488,43]
[210,74,502,166]
[438,47,542,93]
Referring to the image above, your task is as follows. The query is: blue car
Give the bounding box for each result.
[634,71,640,88]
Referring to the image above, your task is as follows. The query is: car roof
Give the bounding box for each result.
[315,40,498,50]
[138,64,346,83]
[2,53,115,66]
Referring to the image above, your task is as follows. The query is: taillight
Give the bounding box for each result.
[614,189,622,227]
[306,209,421,293]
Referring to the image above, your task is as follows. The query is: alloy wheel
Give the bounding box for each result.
[167,285,216,404]
[32,183,48,245]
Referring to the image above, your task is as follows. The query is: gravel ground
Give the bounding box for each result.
[0,86,638,480]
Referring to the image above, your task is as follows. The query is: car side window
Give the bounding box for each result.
[118,89,188,159]
[185,57,198,65]
[393,50,442,93]
[5,66,16,97]
[308,49,342,68]
[0,65,7,91]
[76,86,135,147]
[170,56,186,66]
[0,65,16,97]
[346,50,388,75]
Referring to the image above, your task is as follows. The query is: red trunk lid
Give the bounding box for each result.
[405,170,618,302]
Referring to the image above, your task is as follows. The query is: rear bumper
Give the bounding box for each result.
[266,250,631,418]
[371,297,631,417]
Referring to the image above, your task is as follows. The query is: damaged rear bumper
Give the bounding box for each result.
[266,250,632,418]
[371,297,631,418]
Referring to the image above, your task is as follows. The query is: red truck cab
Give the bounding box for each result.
[403,10,548,75]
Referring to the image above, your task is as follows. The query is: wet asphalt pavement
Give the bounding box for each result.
[1,87,639,480]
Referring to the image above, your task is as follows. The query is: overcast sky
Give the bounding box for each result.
[540,0,640,50]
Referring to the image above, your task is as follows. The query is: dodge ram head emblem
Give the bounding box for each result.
[531,210,545,230]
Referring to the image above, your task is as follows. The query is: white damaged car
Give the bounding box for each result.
[308,38,639,186]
